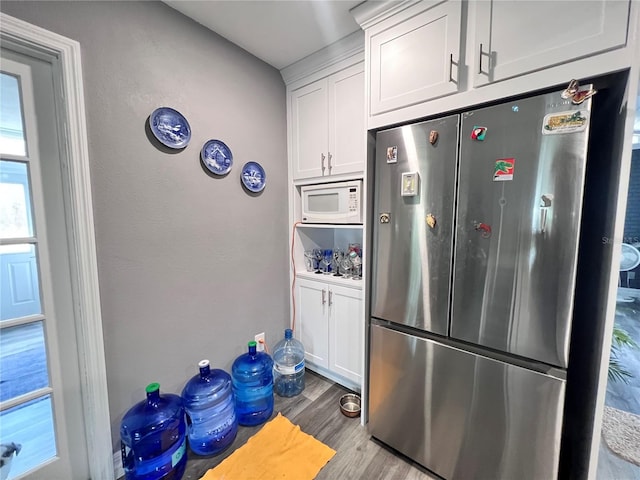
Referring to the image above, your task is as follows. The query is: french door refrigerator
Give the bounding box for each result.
[369,88,593,479]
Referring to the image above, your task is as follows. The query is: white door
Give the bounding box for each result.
[294,278,329,369]
[0,52,89,479]
[290,79,328,180]
[328,64,365,177]
[329,284,363,385]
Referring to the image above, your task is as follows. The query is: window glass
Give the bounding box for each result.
[0,321,48,400]
[0,160,34,239]
[0,72,27,156]
[0,243,41,320]
[0,395,57,477]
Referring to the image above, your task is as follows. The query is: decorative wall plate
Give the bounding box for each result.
[201,139,233,175]
[241,161,266,193]
[149,107,191,149]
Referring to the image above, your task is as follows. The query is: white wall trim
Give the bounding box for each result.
[0,13,114,480]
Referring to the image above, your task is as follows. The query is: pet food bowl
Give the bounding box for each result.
[339,393,361,418]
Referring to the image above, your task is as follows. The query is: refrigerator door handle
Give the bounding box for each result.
[540,194,554,233]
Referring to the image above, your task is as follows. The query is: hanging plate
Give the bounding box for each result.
[149,107,191,149]
[241,162,266,193]
[201,139,233,175]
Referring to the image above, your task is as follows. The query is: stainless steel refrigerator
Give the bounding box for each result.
[369,88,594,479]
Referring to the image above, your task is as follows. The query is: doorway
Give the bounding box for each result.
[597,148,640,476]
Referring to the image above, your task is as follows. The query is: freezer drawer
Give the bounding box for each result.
[371,116,458,335]
[369,324,565,480]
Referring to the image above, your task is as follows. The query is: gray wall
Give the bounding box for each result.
[1,1,289,447]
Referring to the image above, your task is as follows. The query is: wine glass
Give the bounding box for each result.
[340,256,352,278]
[322,249,333,274]
[303,250,315,272]
[332,248,344,276]
[313,248,323,274]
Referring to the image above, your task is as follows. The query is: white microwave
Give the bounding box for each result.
[301,180,363,224]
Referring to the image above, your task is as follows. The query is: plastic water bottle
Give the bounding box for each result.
[181,360,237,456]
[273,328,305,397]
[120,383,187,480]
[231,341,274,426]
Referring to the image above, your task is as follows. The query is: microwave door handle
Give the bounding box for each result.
[321,153,326,175]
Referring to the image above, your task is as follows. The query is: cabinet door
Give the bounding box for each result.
[294,278,329,369]
[473,0,629,86]
[369,1,462,115]
[328,63,365,176]
[290,79,328,180]
[328,284,363,385]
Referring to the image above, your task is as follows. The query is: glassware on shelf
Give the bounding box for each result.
[322,249,333,274]
[349,250,362,280]
[313,248,323,274]
[340,256,353,278]
[303,250,315,272]
[348,243,362,256]
[332,248,344,276]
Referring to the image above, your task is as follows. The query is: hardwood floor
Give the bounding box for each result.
[180,370,438,480]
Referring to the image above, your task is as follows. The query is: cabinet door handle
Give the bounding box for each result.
[328,290,333,307]
[322,289,326,305]
[321,153,326,174]
[449,53,454,82]
[478,43,483,74]
[328,152,332,173]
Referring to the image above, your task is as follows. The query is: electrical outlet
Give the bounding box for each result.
[255,332,266,352]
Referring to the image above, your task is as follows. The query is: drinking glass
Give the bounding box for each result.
[340,256,352,278]
[313,248,323,274]
[349,250,362,280]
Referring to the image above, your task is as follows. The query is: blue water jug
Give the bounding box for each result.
[273,329,305,397]
[181,359,237,456]
[120,383,187,480]
[231,341,274,426]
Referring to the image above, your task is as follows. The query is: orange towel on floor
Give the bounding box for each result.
[200,412,336,480]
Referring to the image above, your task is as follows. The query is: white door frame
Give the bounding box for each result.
[0,13,113,479]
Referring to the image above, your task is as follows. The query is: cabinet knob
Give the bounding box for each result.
[321,153,326,174]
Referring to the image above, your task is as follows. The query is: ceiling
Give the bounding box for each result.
[163,0,364,70]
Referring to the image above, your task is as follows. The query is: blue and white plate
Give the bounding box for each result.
[149,107,191,149]
[241,161,266,193]
[201,139,233,175]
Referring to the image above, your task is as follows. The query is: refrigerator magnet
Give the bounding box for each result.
[401,172,420,196]
[386,146,398,163]
[494,158,515,181]
[542,110,589,135]
[471,126,487,141]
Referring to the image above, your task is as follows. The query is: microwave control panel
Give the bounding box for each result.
[349,188,359,212]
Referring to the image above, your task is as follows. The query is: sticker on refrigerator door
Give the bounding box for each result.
[386,146,398,163]
[493,158,515,181]
[429,130,439,145]
[401,172,419,196]
[542,110,589,135]
[471,126,487,141]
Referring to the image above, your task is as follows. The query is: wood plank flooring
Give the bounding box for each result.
[181,370,438,480]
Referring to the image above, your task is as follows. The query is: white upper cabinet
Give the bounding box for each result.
[291,62,365,181]
[473,0,630,87]
[368,1,462,115]
[291,80,329,180]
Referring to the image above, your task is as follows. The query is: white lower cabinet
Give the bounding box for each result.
[294,277,363,388]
